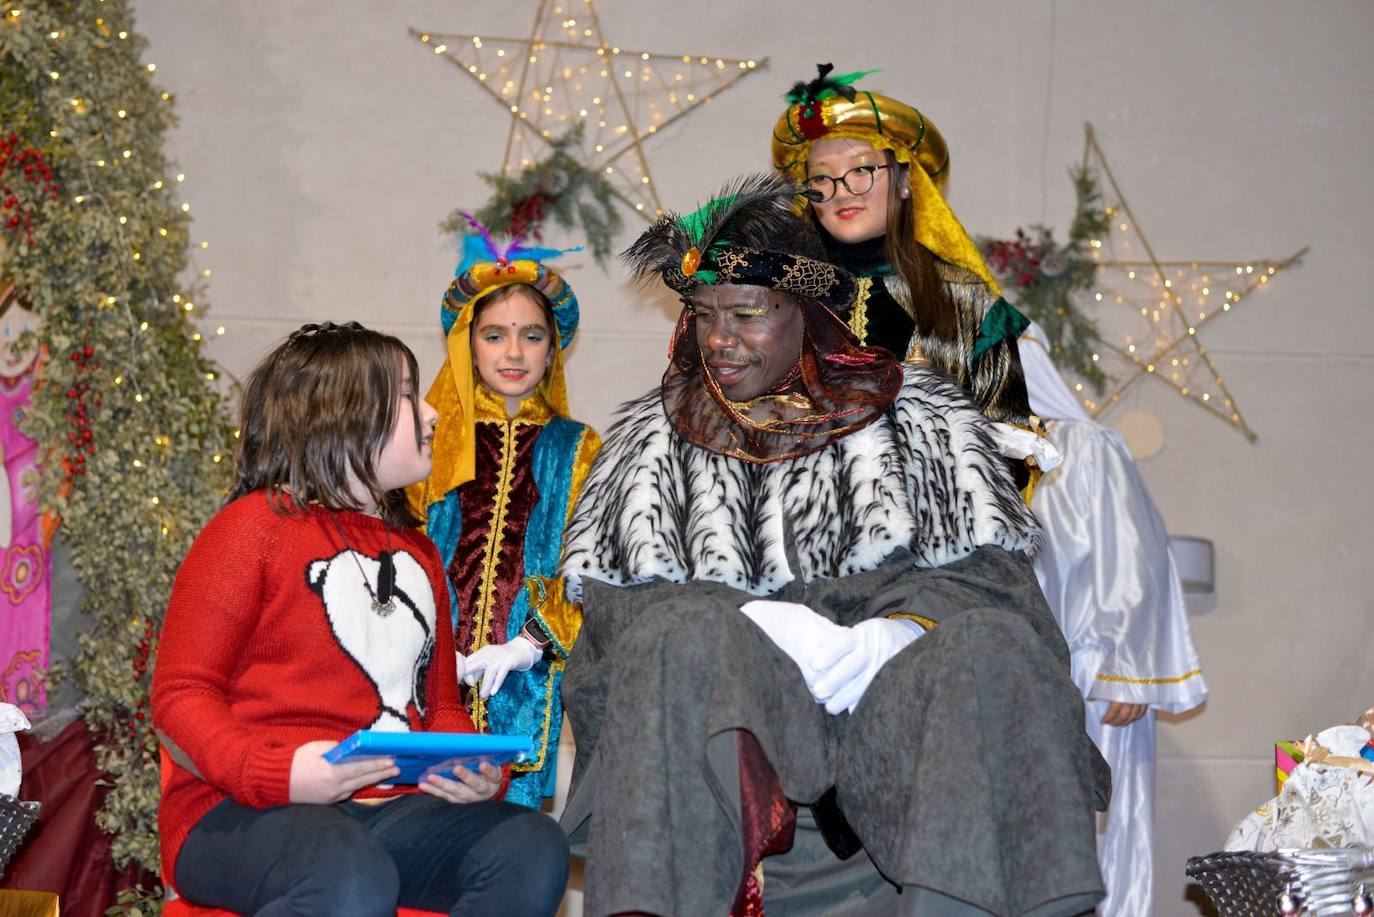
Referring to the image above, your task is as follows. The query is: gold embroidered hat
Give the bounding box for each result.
[771,64,1000,294]
[622,172,858,311]
[411,220,580,514]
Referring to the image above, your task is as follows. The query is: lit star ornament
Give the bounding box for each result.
[412,0,767,220]
[1077,123,1306,442]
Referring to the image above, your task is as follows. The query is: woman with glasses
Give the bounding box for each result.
[771,65,1033,428]
[775,69,1195,917]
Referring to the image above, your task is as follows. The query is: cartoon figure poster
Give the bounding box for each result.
[0,281,49,717]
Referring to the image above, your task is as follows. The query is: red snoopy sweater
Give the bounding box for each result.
[152,491,502,878]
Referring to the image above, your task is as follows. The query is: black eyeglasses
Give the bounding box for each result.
[802,164,892,203]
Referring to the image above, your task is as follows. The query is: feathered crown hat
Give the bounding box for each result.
[770,64,1000,293]
[622,172,858,311]
[412,218,581,514]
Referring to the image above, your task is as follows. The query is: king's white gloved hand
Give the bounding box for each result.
[809,617,925,715]
[738,599,849,690]
[462,638,542,699]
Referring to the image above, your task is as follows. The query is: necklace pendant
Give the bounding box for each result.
[372,598,396,616]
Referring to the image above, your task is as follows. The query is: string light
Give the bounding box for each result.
[1077,123,1305,441]
[409,3,767,222]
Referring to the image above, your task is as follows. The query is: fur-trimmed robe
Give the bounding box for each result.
[560,366,1109,916]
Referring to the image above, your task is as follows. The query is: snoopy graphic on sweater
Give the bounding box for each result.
[308,549,435,731]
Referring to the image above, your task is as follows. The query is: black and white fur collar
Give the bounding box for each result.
[561,365,1038,599]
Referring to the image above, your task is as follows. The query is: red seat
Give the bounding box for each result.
[159,749,446,917]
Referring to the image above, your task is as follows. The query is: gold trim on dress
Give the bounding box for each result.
[849,275,872,345]
[511,659,562,773]
[1095,668,1203,685]
[889,612,937,631]
[470,417,520,732]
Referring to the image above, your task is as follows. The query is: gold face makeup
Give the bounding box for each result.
[691,284,804,402]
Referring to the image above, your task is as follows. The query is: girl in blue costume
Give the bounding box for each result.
[409,223,600,808]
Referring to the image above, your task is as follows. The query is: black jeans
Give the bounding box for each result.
[174,793,569,916]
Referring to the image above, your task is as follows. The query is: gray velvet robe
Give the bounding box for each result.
[559,366,1109,916]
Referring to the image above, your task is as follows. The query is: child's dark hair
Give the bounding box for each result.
[228,321,423,528]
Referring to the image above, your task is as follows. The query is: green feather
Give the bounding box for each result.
[676,193,740,245]
[783,67,881,104]
[823,69,880,92]
[621,173,799,282]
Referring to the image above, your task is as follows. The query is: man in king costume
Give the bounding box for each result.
[558,175,1109,916]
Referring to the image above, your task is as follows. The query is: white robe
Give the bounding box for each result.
[1021,329,1207,917]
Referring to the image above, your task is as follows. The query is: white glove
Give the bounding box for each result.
[739,599,850,686]
[988,422,1063,472]
[462,638,542,699]
[809,618,925,715]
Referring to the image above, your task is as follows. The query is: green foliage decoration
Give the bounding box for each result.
[0,0,235,891]
[978,165,1111,393]
[443,123,622,265]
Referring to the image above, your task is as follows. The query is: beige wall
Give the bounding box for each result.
[134,1,1374,912]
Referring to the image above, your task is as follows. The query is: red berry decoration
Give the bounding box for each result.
[61,344,102,484]
[0,144,61,243]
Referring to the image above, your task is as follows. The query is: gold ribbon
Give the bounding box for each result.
[1294,734,1374,777]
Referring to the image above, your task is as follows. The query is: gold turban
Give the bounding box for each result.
[771,66,999,294]
[407,233,579,519]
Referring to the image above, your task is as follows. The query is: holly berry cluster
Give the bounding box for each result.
[128,614,156,734]
[982,228,1049,290]
[507,192,549,241]
[0,135,61,246]
[64,344,101,478]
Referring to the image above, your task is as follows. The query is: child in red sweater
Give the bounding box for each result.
[152,322,568,916]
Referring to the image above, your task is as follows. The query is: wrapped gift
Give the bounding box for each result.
[1232,725,1374,853]
[1275,739,1305,792]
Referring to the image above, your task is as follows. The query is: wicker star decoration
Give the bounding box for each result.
[1078,123,1306,442]
[412,0,768,221]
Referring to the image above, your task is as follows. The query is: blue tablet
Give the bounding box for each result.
[324,730,533,784]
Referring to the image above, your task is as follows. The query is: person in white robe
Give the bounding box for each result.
[1020,324,1207,917]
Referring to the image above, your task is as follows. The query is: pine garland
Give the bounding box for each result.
[0,0,234,893]
[978,166,1111,393]
[443,123,622,265]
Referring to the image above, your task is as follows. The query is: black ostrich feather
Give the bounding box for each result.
[621,172,802,281]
